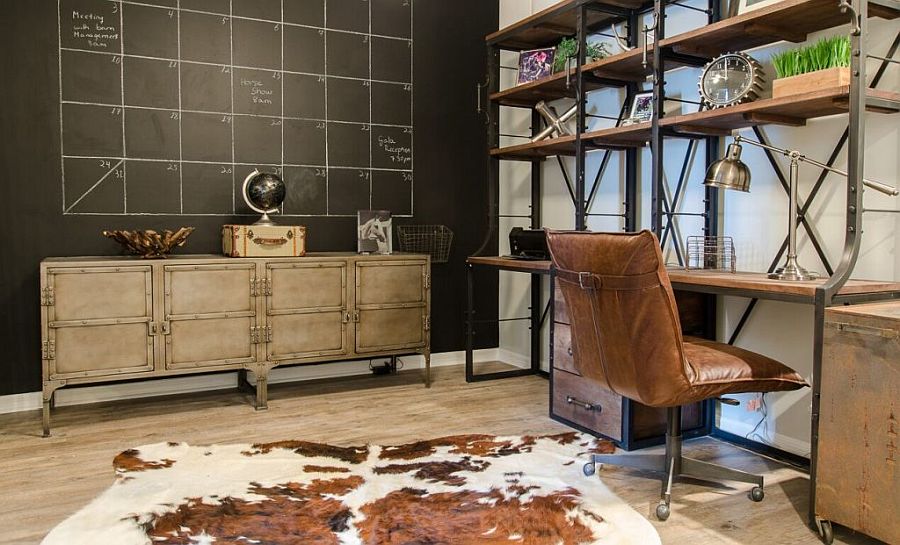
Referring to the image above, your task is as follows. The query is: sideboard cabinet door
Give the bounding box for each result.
[355,259,428,353]
[265,261,349,361]
[43,266,155,379]
[163,263,259,370]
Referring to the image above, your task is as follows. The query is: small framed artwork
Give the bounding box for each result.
[358,210,392,254]
[626,91,654,124]
[737,0,785,13]
[517,47,556,84]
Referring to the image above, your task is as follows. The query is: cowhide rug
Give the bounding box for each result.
[43,433,660,545]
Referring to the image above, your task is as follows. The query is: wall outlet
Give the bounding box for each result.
[747,397,762,412]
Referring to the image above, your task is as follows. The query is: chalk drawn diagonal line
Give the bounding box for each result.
[65,159,125,213]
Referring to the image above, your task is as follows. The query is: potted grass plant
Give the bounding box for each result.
[771,35,851,98]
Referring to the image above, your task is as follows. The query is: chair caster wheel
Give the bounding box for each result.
[748,486,764,502]
[582,462,596,477]
[655,501,670,521]
[818,520,833,545]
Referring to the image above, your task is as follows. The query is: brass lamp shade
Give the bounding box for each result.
[704,142,751,192]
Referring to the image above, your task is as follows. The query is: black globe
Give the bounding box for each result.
[245,172,286,212]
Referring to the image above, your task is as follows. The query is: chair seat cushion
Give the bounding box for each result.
[680,337,809,403]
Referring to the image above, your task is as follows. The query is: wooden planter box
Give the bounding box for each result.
[773,67,850,98]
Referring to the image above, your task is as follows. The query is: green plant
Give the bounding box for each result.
[553,38,611,73]
[771,35,851,79]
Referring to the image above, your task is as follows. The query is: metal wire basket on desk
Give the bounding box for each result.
[396,225,454,263]
[686,236,736,273]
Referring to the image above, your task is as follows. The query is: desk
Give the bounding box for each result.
[465,257,551,381]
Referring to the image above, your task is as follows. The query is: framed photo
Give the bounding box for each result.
[358,210,392,254]
[627,91,654,123]
[517,47,556,84]
[737,0,785,13]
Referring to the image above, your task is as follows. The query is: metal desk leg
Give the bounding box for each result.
[465,263,475,382]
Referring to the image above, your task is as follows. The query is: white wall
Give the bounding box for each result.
[498,0,900,456]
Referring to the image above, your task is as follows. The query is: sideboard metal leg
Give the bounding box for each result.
[42,399,51,438]
[255,374,269,410]
[424,350,432,388]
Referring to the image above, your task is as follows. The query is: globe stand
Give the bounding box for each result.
[252,212,277,227]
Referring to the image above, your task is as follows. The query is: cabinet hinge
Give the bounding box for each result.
[40,287,55,306]
[250,326,260,344]
[424,316,431,331]
[250,277,259,297]
[265,324,272,343]
[264,278,273,296]
[423,273,431,290]
[41,340,56,360]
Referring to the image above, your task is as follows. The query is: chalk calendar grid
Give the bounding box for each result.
[58,0,414,217]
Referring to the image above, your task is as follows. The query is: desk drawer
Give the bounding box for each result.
[552,369,623,441]
[554,287,570,324]
[553,323,579,375]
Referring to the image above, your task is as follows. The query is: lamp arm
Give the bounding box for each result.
[733,135,899,197]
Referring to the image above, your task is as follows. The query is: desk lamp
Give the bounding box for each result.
[704,135,898,281]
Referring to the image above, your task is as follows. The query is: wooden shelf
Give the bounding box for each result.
[660,0,899,58]
[489,0,899,108]
[491,123,650,161]
[487,0,651,50]
[661,86,900,136]
[491,49,650,107]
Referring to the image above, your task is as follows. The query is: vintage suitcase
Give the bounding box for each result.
[817,301,900,544]
[222,225,306,257]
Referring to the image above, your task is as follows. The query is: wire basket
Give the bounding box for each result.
[686,236,736,273]
[396,225,454,263]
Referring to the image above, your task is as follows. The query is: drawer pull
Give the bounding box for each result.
[567,346,573,356]
[827,321,898,338]
[253,237,288,246]
[566,395,600,412]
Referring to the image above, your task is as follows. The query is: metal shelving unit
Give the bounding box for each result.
[472,0,899,538]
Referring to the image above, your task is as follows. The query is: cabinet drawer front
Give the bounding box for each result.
[166,317,255,369]
[357,307,425,352]
[552,369,623,441]
[268,263,345,311]
[166,265,255,315]
[553,323,579,375]
[51,323,153,378]
[268,312,347,360]
[356,261,425,306]
[554,287,570,325]
[48,267,152,322]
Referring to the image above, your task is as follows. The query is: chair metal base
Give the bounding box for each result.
[582,406,764,520]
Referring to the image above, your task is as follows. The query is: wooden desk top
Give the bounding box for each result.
[466,256,900,302]
[466,256,552,274]
[667,269,900,301]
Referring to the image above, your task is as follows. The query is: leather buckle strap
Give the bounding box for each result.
[556,267,660,291]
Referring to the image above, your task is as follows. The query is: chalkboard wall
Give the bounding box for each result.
[0,1,499,396]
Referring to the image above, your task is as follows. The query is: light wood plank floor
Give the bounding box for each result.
[0,365,880,545]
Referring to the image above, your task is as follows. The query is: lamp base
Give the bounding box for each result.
[768,266,817,281]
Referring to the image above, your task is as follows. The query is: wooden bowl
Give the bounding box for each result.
[102,227,195,258]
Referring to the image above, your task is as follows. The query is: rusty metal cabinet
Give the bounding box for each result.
[40,253,431,436]
[816,302,900,544]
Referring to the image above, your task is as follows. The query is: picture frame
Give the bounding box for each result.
[624,91,654,124]
[517,47,556,84]
[737,0,785,14]
[358,210,392,254]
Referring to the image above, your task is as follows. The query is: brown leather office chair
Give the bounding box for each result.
[546,229,809,521]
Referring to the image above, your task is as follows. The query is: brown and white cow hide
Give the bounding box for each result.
[42,433,660,545]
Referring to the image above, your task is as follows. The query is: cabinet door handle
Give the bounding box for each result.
[566,395,600,412]
[567,346,573,356]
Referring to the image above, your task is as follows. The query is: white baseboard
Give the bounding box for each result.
[717,416,811,457]
[0,349,505,415]
[496,349,531,369]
